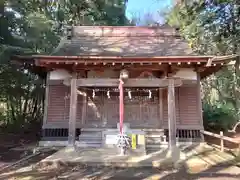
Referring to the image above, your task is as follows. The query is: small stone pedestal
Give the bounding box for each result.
[166,146,185,167]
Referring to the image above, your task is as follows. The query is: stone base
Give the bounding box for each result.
[104,145,146,156]
[165,146,187,166]
[39,144,223,168]
[39,146,176,168]
[125,146,146,156]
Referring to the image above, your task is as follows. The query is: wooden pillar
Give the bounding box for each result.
[159,88,163,128]
[81,70,87,126]
[197,73,204,142]
[168,78,177,149]
[119,80,124,134]
[68,76,77,146]
[81,94,87,125]
[220,131,224,152]
[43,73,50,128]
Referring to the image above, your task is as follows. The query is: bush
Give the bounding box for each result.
[203,103,237,132]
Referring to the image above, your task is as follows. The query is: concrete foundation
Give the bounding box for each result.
[39,144,215,168]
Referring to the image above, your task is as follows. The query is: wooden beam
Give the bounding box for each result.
[48,80,64,85]
[68,75,77,146]
[75,78,182,87]
[200,130,239,144]
[182,79,197,86]
[35,55,211,63]
[43,122,203,130]
[39,63,170,71]
[49,78,196,87]
[168,78,177,149]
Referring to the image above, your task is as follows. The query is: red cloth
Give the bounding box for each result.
[119,79,124,134]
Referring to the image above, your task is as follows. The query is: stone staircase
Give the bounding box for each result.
[78,128,103,147]
[144,129,166,153]
[77,128,168,152]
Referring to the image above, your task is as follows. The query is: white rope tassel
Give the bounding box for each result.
[148,90,152,99]
[64,93,70,100]
[128,90,132,99]
[107,90,110,99]
[92,89,95,98]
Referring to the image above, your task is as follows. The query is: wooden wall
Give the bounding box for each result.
[163,86,200,127]
[45,82,202,129]
[47,84,83,124]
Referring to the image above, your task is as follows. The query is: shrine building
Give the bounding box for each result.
[14,26,237,152]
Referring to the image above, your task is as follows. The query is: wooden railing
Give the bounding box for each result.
[164,129,202,142]
[200,130,240,154]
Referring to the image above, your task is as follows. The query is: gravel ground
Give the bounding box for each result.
[0,134,36,169]
[0,133,239,180]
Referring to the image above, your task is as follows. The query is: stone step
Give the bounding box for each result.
[145,132,167,148]
[80,132,102,136]
[145,134,163,138]
[146,149,163,154]
[76,142,101,148]
[79,140,102,144]
[79,135,102,140]
[79,131,103,141]
[146,144,162,148]
[146,144,161,148]
[145,138,163,144]
[144,129,164,132]
[77,129,103,148]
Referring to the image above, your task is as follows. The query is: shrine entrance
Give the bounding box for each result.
[82,87,161,129]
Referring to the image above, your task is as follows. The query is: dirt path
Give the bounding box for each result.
[0,133,239,179]
[0,164,239,180]
[0,133,38,169]
[0,145,239,180]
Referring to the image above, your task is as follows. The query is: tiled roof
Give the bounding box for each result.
[52,26,194,57]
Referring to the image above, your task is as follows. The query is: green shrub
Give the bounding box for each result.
[203,103,237,132]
